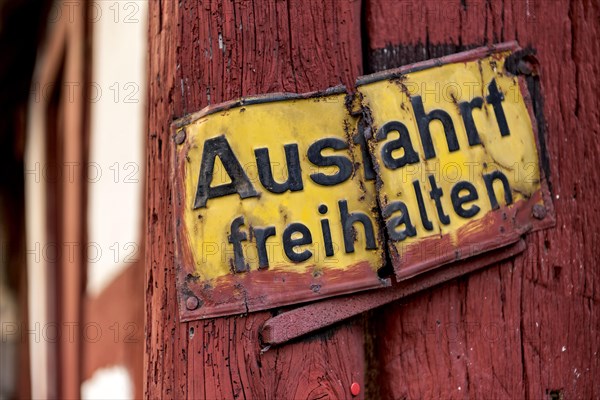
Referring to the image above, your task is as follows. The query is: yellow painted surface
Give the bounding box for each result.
[359,52,541,251]
[176,94,383,281]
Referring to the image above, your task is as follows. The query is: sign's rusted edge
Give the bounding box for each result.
[356,41,555,281]
[171,85,349,130]
[355,42,517,86]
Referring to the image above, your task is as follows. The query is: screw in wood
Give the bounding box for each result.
[175,129,187,145]
[532,204,547,220]
[186,295,199,310]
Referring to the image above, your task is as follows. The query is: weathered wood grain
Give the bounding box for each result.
[146,0,366,398]
[364,0,599,398]
[147,0,599,398]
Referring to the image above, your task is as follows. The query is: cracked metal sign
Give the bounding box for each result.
[172,42,554,321]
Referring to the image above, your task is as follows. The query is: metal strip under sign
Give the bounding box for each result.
[171,42,554,321]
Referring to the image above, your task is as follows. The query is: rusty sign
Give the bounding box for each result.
[358,42,554,280]
[172,42,554,321]
[172,88,388,320]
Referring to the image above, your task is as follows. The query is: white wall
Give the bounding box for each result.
[86,1,147,297]
[84,1,148,398]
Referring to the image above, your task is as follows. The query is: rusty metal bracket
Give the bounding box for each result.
[260,239,526,346]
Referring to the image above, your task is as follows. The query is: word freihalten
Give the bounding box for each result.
[193,79,514,272]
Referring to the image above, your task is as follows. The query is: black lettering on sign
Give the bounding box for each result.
[411,95,460,160]
[412,179,434,231]
[483,170,513,210]
[451,181,481,218]
[228,216,248,273]
[383,201,416,242]
[307,138,353,186]
[283,222,313,262]
[376,121,420,170]
[253,226,276,269]
[339,200,377,253]
[486,79,510,137]
[255,144,303,194]
[318,204,335,257]
[354,120,376,181]
[458,97,484,146]
[428,175,451,225]
[194,135,258,209]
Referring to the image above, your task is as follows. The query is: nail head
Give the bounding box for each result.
[532,204,547,220]
[175,129,186,145]
[186,295,199,310]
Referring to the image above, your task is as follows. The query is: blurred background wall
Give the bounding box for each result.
[0,1,147,398]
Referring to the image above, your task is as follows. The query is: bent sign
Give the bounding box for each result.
[358,45,553,280]
[172,42,554,320]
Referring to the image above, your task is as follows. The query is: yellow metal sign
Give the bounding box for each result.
[172,89,387,319]
[172,43,554,320]
[358,45,552,279]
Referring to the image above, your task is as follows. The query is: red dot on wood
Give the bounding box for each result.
[351,382,360,396]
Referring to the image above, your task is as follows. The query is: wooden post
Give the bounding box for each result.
[363,0,600,398]
[146,1,367,397]
[146,0,599,398]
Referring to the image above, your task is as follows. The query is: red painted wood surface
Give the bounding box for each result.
[146,0,599,398]
[363,0,599,398]
[146,1,366,398]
